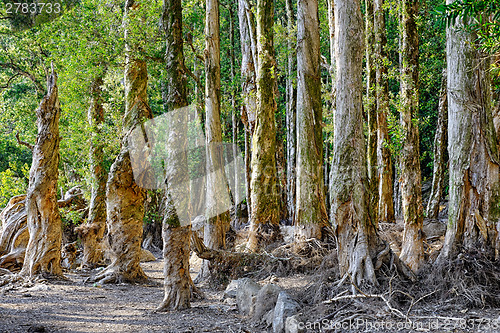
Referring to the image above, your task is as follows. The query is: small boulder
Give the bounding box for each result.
[140,248,157,262]
[273,291,300,333]
[252,283,282,323]
[236,278,262,316]
[285,314,305,333]
[224,278,244,298]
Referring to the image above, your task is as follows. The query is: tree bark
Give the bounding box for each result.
[438,1,500,262]
[399,0,424,272]
[229,0,241,223]
[156,0,193,311]
[365,0,378,224]
[294,0,328,241]
[79,76,107,268]
[426,70,447,220]
[20,67,63,278]
[247,0,280,252]
[238,0,257,218]
[285,0,297,225]
[330,0,383,285]
[95,0,152,284]
[374,0,395,223]
[204,0,231,249]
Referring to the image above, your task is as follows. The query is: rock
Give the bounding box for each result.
[263,309,274,327]
[191,215,206,239]
[140,248,157,262]
[236,278,262,316]
[273,291,300,333]
[423,219,446,239]
[224,278,244,298]
[252,283,282,323]
[285,314,304,333]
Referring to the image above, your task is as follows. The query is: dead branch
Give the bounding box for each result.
[15,132,34,151]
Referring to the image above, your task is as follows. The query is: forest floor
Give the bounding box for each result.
[1,220,500,333]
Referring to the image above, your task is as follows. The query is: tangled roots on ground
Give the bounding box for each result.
[419,248,500,308]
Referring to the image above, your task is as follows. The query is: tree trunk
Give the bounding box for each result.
[238,0,257,218]
[365,0,378,224]
[229,0,241,223]
[199,0,232,280]
[285,0,297,225]
[438,1,500,262]
[399,0,424,272]
[80,76,107,268]
[20,67,63,278]
[374,0,395,223]
[426,70,447,220]
[330,0,382,285]
[155,0,193,310]
[95,0,152,284]
[294,0,328,241]
[327,0,335,210]
[247,0,280,252]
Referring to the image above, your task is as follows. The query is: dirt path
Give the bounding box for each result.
[0,260,256,333]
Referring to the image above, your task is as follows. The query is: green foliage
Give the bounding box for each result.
[0,163,28,210]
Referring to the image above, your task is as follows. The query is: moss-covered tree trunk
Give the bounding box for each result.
[398,0,424,272]
[247,0,280,252]
[238,0,257,218]
[20,68,63,278]
[330,0,383,285]
[365,0,378,224]
[374,0,395,223]
[79,76,107,268]
[155,0,193,311]
[426,70,447,220]
[285,0,297,225]
[95,0,152,284]
[438,1,500,262]
[294,0,328,241]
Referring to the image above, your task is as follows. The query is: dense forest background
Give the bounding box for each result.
[0,0,450,211]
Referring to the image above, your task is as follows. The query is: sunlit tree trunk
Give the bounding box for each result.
[79,75,107,268]
[20,68,63,278]
[374,0,395,223]
[438,1,500,262]
[285,0,297,225]
[247,0,280,252]
[155,0,192,311]
[330,0,382,285]
[96,0,152,283]
[238,0,257,217]
[426,70,447,220]
[399,0,424,272]
[294,0,328,241]
[365,0,378,224]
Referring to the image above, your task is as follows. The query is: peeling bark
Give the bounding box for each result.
[20,68,63,278]
[79,76,107,268]
[374,0,395,224]
[295,0,328,241]
[156,0,192,311]
[330,0,383,285]
[95,0,152,284]
[426,70,448,220]
[399,0,424,272]
[438,1,500,262]
[247,0,281,252]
